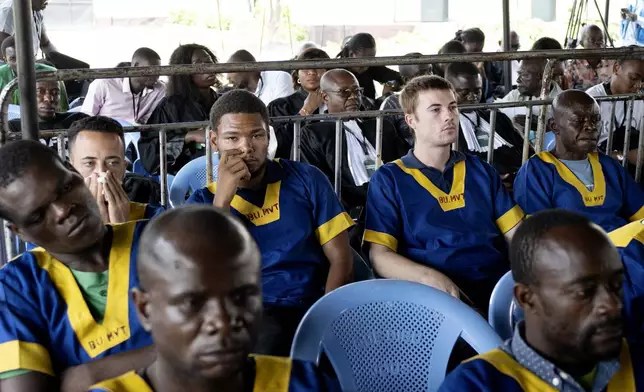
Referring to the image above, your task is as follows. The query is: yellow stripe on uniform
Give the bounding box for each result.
[252,355,292,392]
[127,202,147,221]
[363,229,398,252]
[315,212,355,245]
[90,370,153,392]
[629,205,644,222]
[0,341,54,376]
[496,205,525,234]
[608,220,644,248]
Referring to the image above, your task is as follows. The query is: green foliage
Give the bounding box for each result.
[168,9,197,26]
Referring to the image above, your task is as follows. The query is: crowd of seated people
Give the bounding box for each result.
[3,26,644,392]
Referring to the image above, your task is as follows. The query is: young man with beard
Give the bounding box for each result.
[187,89,354,356]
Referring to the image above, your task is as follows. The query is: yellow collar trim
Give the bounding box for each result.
[538,152,606,207]
[393,159,466,212]
[207,182,281,226]
[128,202,147,221]
[252,354,292,392]
[34,222,135,358]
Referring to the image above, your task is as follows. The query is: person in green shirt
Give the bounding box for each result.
[0,35,68,110]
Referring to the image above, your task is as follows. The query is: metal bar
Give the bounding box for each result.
[291,121,301,161]
[0,78,18,145]
[13,0,39,141]
[502,0,512,94]
[375,115,384,169]
[487,109,498,164]
[635,116,644,182]
[159,130,168,207]
[205,126,212,184]
[4,221,14,261]
[26,48,644,83]
[535,59,555,152]
[334,120,343,197]
[57,136,65,159]
[623,97,635,168]
[522,105,532,162]
[606,101,617,153]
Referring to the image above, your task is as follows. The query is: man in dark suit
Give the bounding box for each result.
[301,69,408,215]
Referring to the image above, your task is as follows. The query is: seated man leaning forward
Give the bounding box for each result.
[0,141,155,392]
[363,75,525,313]
[187,89,354,356]
[439,209,644,391]
[68,116,165,223]
[89,205,341,392]
[514,90,644,233]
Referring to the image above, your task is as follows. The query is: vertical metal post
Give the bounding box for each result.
[57,136,65,159]
[4,221,14,261]
[205,126,213,184]
[502,0,512,94]
[291,121,301,161]
[635,117,644,182]
[487,109,498,164]
[623,98,634,168]
[334,119,343,197]
[159,130,168,207]
[535,60,555,152]
[606,101,616,154]
[604,0,611,39]
[522,105,532,162]
[375,115,384,168]
[13,0,39,140]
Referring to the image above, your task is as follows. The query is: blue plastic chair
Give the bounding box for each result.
[290,280,502,392]
[169,154,219,207]
[487,271,524,341]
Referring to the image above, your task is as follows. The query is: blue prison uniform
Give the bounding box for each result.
[438,341,642,391]
[187,159,354,308]
[363,151,524,310]
[89,355,341,392]
[0,221,152,377]
[514,152,644,232]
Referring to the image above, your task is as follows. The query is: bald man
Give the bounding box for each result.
[440,209,644,391]
[563,25,613,91]
[226,49,293,105]
[301,69,408,213]
[89,205,341,392]
[514,90,644,233]
[81,47,165,124]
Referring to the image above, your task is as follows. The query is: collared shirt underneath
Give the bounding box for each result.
[503,322,621,392]
[344,120,377,186]
[460,112,512,153]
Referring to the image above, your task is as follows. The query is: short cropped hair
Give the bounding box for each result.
[0,140,61,220]
[400,75,454,115]
[445,62,480,80]
[510,209,594,286]
[67,116,125,150]
[210,89,270,132]
[1,35,15,58]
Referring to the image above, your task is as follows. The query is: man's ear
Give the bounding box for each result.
[548,118,558,135]
[514,282,538,315]
[209,129,219,153]
[405,113,416,131]
[132,288,152,332]
[322,91,330,104]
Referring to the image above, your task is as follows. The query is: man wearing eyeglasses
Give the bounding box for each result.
[300,69,409,215]
[563,25,614,91]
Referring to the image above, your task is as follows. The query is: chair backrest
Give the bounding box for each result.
[487,271,524,340]
[169,154,219,207]
[291,280,502,392]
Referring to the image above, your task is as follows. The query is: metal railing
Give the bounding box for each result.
[3,47,644,263]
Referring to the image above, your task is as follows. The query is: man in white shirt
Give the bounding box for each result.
[81,48,165,125]
[586,58,644,164]
[496,58,563,133]
[226,49,294,105]
[0,0,53,57]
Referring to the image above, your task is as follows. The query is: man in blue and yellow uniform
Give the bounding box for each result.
[89,205,340,392]
[68,115,164,223]
[608,220,644,344]
[439,210,644,391]
[0,141,156,392]
[514,90,644,233]
[187,89,354,356]
[363,75,524,312]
